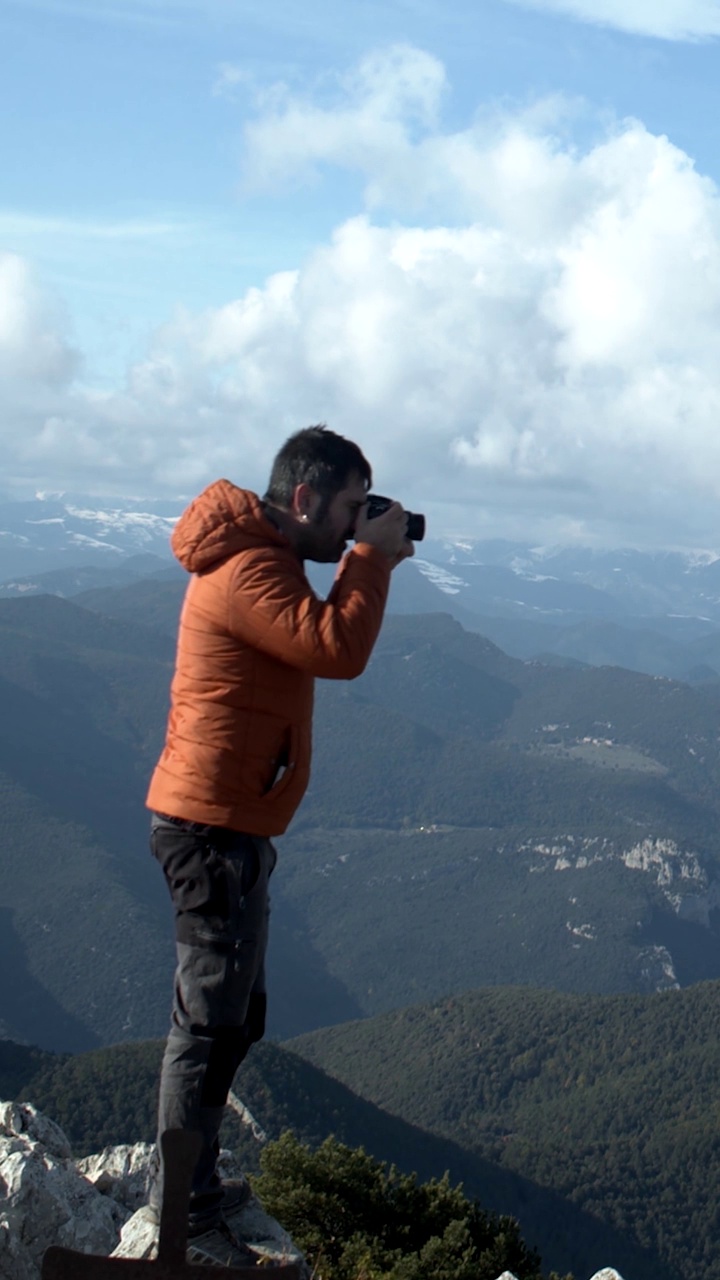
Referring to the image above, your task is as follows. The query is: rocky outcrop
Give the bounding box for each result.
[0,1102,120,1279]
[0,1100,303,1278]
[525,831,720,927]
[76,1141,155,1215]
[0,1100,626,1280]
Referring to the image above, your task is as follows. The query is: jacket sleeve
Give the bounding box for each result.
[225,542,391,679]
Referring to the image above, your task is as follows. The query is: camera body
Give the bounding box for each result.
[366,494,425,542]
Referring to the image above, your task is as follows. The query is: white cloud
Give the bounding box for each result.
[242,45,447,199]
[6,46,720,547]
[0,254,78,383]
[0,213,189,240]
[501,0,720,41]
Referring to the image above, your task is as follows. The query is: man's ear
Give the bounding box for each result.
[291,483,317,521]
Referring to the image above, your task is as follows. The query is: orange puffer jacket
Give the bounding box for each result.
[146,479,391,835]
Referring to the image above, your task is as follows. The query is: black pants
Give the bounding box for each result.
[150,814,276,1222]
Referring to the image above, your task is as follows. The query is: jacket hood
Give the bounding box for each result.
[171,479,285,573]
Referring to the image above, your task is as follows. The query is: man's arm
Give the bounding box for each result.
[226,542,391,680]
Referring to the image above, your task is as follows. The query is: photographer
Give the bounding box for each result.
[145,425,413,1257]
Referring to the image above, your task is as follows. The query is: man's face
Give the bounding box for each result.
[305,472,368,563]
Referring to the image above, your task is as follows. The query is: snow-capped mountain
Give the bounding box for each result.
[5,493,720,635]
[0,493,177,580]
[408,538,720,624]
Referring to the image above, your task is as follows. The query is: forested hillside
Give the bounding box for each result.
[279,614,720,1012]
[292,980,720,1280]
[0,595,174,1048]
[0,1033,674,1280]
[4,593,720,1047]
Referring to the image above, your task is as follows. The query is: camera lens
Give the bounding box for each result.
[366,494,425,541]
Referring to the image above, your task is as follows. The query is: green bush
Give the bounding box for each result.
[253,1131,567,1280]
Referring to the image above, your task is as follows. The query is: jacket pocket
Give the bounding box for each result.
[262,725,301,803]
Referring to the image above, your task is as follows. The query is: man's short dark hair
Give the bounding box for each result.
[265,425,372,509]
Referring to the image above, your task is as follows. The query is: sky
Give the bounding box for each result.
[3,0,720,548]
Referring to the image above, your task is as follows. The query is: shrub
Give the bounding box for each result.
[252,1131,562,1280]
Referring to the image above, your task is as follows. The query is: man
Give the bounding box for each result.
[146,425,411,1255]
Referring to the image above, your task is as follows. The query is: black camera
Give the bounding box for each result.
[366,494,425,542]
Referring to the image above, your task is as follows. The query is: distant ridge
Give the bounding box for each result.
[5,499,720,678]
[0,493,177,578]
[0,553,180,599]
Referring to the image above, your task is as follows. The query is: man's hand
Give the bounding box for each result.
[355,501,414,567]
[389,537,415,569]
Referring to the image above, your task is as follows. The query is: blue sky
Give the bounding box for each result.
[3,0,720,547]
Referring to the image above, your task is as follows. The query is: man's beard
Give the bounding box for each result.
[302,517,349,563]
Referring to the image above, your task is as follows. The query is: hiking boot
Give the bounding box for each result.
[147,1174,253,1231]
[186,1216,260,1267]
[187,1174,254,1233]
[220,1176,254,1216]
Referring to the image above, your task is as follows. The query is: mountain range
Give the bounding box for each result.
[6,491,720,681]
[3,568,720,1050]
[4,501,720,1277]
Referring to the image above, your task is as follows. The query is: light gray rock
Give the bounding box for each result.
[111,1196,307,1270]
[419,1270,626,1280]
[109,1205,156,1261]
[0,1102,307,1277]
[0,1103,120,1276]
[0,1103,71,1162]
[109,1141,307,1271]
[76,1141,154,1213]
